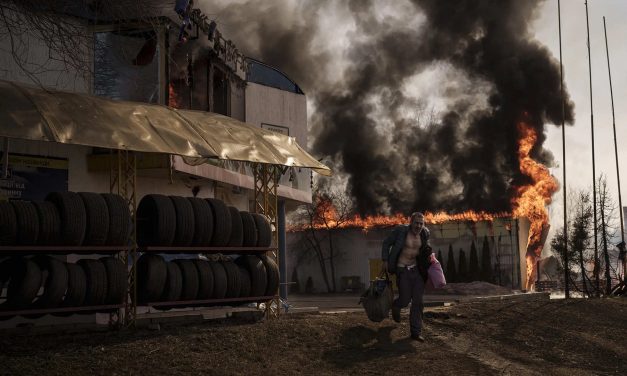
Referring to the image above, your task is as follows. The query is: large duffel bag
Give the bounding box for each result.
[359,274,393,322]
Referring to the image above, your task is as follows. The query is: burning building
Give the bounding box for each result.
[286,117,557,293]
[287,211,553,293]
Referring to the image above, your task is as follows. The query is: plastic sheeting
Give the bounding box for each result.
[0,79,331,176]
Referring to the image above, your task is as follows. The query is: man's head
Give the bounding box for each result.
[409,212,425,235]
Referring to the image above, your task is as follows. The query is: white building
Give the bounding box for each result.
[286,218,532,293]
[0,4,316,213]
[0,2,325,326]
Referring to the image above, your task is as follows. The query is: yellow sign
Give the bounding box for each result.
[8,155,68,170]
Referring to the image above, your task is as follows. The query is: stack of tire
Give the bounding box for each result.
[136,254,279,308]
[0,256,127,318]
[0,192,132,247]
[136,195,273,248]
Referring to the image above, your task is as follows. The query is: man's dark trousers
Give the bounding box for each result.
[393,266,425,336]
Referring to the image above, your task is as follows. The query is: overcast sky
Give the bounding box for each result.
[533,0,627,248]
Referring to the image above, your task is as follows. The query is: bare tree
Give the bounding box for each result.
[552,183,621,297]
[569,189,594,297]
[595,174,619,295]
[291,184,353,293]
[0,0,169,86]
[551,226,577,288]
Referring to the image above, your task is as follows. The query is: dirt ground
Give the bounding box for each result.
[0,297,625,376]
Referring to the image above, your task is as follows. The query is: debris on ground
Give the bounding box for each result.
[0,298,625,375]
[430,281,513,295]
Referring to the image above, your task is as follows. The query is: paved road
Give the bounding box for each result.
[286,292,461,313]
[285,290,545,313]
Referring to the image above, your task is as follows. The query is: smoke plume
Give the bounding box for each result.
[201,0,575,215]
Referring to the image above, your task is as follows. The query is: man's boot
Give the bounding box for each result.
[392,305,401,323]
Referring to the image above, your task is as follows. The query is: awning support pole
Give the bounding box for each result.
[109,149,138,328]
[2,137,9,178]
[253,163,281,318]
[278,200,287,300]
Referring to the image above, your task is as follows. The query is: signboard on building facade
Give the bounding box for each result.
[261,123,289,136]
[0,154,68,200]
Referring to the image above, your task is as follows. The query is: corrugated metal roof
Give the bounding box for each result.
[0,79,331,176]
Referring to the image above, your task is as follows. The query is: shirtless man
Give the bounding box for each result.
[381,212,431,342]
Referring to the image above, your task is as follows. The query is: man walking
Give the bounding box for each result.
[381,212,431,342]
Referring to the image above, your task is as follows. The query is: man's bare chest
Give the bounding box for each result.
[404,232,422,250]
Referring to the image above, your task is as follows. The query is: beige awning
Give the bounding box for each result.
[0,79,331,176]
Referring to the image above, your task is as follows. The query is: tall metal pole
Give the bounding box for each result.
[603,17,626,287]
[585,0,600,296]
[515,219,521,289]
[558,0,570,298]
[278,200,288,300]
[2,137,8,179]
[510,222,515,289]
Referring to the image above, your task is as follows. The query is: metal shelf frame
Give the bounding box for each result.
[103,158,285,326]
[141,296,274,308]
[110,149,138,328]
[0,304,125,317]
[138,246,275,254]
[0,246,130,256]
[252,163,281,318]
[1,130,293,329]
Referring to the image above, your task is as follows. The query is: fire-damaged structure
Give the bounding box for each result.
[287,215,552,294]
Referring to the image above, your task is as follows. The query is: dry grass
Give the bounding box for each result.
[1,298,625,375]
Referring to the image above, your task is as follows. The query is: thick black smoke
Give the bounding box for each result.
[202,0,574,215]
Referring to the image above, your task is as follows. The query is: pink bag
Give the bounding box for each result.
[427,253,446,289]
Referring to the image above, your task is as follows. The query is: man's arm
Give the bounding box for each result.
[422,226,431,247]
[381,228,397,261]
[381,227,398,272]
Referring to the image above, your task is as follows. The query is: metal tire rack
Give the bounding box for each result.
[0,246,129,323]
[0,145,131,326]
[109,155,284,327]
[136,246,275,312]
[1,148,286,328]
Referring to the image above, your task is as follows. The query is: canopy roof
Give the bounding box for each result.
[0,79,331,176]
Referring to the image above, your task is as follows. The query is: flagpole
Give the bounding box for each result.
[585,0,600,296]
[558,0,570,298]
[603,16,626,285]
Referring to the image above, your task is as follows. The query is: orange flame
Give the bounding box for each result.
[291,199,509,232]
[512,122,558,290]
[168,83,181,108]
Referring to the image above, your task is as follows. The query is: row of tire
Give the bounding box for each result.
[0,192,131,246]
[137,194,272,247]
[137,195,272,247]
[137,254,279,307]
[0,256,127,317]
[0,192,273,249]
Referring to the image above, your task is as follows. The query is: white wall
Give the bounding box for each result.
[286,219,528,293]
[245,82,308,144]
[245,82,312,200]
[4,139,216,200]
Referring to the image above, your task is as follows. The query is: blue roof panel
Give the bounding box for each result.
[246,58,304,95]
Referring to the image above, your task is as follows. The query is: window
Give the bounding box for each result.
[94,29,159,103]
[212,66,228,115]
